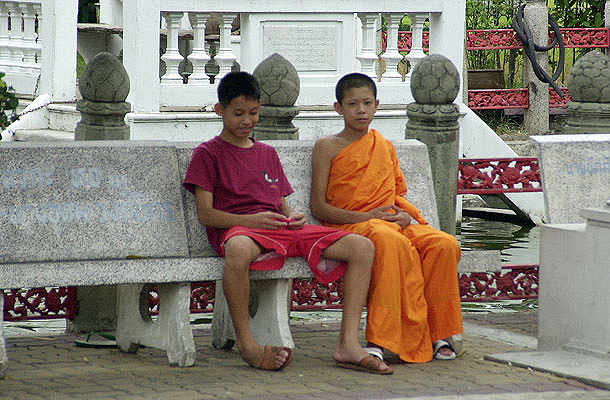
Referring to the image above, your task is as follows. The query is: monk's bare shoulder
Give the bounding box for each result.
[313,134,351,162]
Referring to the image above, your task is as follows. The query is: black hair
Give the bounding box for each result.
[217,71,261,106]
[335,73,377,104]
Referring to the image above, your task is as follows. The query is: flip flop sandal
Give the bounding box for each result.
[364,346,384,362]
[335,355,394,375]
[74,331,117,348]
[433,340,456,360]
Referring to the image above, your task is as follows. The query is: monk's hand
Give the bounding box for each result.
[285,211,306,230]
[366,205,394,221]
[382,205,412,229]
[250,212,291,230]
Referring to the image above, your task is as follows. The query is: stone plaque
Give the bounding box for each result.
[262,24,339,72]
[0,142,188,263]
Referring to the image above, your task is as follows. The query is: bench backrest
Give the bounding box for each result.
[0,141,189,264]
[177,139,439,258]
[1,139,438,262]
[531,134,610,224]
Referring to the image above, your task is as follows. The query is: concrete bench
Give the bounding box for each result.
[4,138,487,378]
[530,134,610,354]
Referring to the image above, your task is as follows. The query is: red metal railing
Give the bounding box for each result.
[383,27,608,110]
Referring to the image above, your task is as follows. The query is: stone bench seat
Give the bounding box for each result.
[1,138,498,378]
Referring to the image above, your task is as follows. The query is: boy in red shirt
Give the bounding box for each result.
[183,72,391,374]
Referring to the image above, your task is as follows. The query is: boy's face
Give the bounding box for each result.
[334,86,379,134]
[215,95,261,144]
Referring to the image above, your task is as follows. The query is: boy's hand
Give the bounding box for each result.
[250,212,293,230]
[382,205,411,229]
[285,211,306,230]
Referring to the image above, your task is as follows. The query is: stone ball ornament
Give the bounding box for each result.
[567,50,610,103]
[253,53,300,107]
[410,54,460,105]
[79,52,130,103]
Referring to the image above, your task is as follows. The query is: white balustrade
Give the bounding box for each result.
[381,13,404,81]
[357,13,379,80]
[186,12,211,84]
[161,12,185,84]
[405,12,428,77]
[0,1,42,97]
[214,13,237,81]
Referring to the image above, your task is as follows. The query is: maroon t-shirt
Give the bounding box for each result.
[183,136,293,253]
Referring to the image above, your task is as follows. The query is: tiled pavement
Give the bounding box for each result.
[1,308,609,400]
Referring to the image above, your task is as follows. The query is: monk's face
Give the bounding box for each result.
[334,87,379,134]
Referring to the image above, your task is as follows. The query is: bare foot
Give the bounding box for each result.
[333,345,392,374]
[238,342,293,370]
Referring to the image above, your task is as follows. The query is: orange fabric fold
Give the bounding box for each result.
[323,129,463,363]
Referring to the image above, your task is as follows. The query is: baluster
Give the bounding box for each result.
[357,13,378,80]
[405,13,428,77]
[18,3,37,74]
[31,3,41,65]
[0,3,10,68]
[214,13,237,81]
[187,12,211,84]
[381,13,403,81]
[6,2,24,73]
[161,12,185,84]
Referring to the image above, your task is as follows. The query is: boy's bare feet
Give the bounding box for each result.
[238,342,293,371]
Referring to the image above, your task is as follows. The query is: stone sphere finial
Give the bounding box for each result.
[252,53,300,106]
[79,52,130,103]
[567,50,610,103]
[410,54,460,104]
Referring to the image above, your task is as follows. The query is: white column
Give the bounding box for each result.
[381,13,403,81]
[357,13,378,80]
[405,13,428,78]
[123,0,160,112]
[161,12,184,84]
[39,0,78,101]
[187,12,211,84]
[214,13,237,81]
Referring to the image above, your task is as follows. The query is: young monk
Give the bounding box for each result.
[183,71,392,374]
[310,72,463,363]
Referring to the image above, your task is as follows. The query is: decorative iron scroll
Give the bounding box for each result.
[458,157,542,194]
[3,265,540,320]
[459,264,539,302]
[468,89,529,110]
[2,287,76,321]
[383,28,608,53]
[466,27,609,50]
[468,87,571,110]
[147,282,216,315]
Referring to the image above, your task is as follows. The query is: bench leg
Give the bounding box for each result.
[0,294,7,379]
[116,283,196,367]
[211,279,294,350]
[249,279,294,349]
[211,280,236,350]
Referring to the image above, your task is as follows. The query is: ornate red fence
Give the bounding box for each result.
[458,157,542,194]
[383,27,608,110]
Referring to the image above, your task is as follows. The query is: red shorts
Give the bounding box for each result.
[220,225,350,284]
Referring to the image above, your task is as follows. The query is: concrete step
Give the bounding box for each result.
[15,129,74,142]
[48,103,79,132]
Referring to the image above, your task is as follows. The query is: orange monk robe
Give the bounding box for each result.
[323,129,463,363]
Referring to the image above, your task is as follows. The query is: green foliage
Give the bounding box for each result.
[0,72,19,130]
[550,0,605,28]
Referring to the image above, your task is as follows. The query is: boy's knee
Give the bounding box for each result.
[346,234,375,263]
[224,235,260,268]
